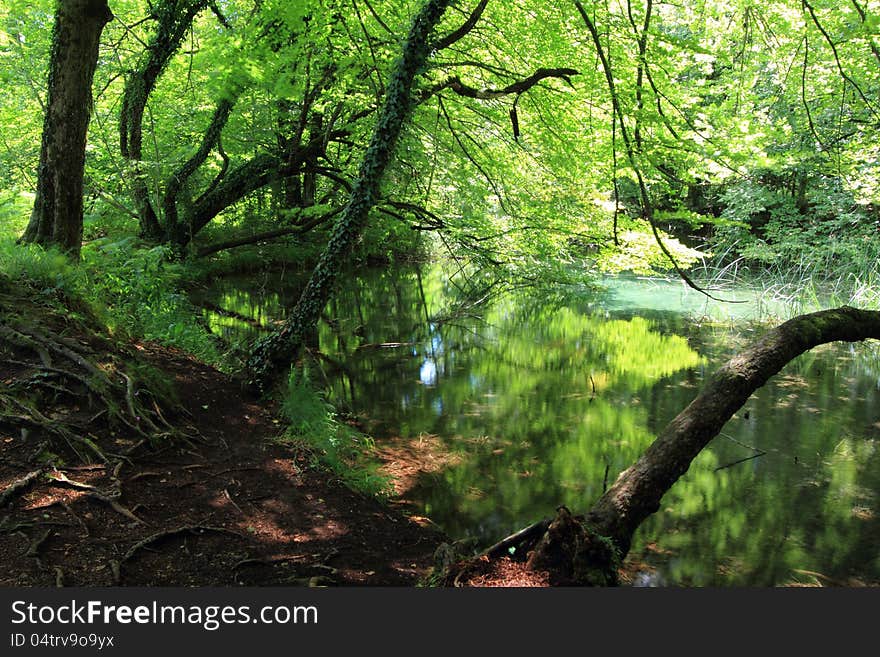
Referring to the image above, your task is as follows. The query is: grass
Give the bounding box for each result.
[689,243,880,323]
[0,235,225,366]
[280,367,393,499]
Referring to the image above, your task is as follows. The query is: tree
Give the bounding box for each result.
[441,306,880,585]
[19,0,113,258]
[118,0,217,241]
[246,0,454,389]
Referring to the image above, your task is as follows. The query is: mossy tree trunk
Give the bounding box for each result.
[247,0,453,390]
[20,0,113,259]
[584,306,880,558]
[119,0,210,241]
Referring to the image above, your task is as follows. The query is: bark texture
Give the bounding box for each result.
[584,306,880,561]
[21,0,113,258]
[448,307,880,586]
[247,0,453,390]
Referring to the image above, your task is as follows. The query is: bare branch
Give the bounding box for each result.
[433,0,489,51]
[424,67,578,101]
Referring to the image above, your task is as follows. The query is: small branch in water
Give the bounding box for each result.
[713,451,766,472]
[714,432,766,472]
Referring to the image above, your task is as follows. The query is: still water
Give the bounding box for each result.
[194,265,880,586]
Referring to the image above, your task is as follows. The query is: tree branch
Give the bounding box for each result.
[575,0,739,303]
[424,67,578,102]
[162,96,236,243]
[433,0,489,51]
[803,0,880,122]
[196,207,343,257]
[587,306,880,558]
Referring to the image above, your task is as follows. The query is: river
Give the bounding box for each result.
[192,263,880,586]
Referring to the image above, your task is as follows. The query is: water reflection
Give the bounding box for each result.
[194,265,880,586]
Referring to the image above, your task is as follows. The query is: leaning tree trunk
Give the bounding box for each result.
[20,0,113,259]
[246,0,452,390]
[448,307,880,585]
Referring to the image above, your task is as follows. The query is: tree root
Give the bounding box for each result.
[0,469,44,508]
[437,507,619,587]
[45,463,145,524]
[87,493,144,524]
[0,397,110,463]
[121,525,245,566]
[479,518,551,559]
[1,313,184,464]
[25,528,53,559]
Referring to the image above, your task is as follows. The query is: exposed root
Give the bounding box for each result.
[45,463,145,524]
[61,502,90,537]
[480,518,551,559]
[0,396,107,463]
[47,469,97,491]
[1,305,185,465]
[121,526,245,566]
[25,528,53,559]
[89,494,144,524]
[437,507,620,587]
[0,469,43,508]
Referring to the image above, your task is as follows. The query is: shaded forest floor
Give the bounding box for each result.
[0,281,729,589]
[0,284,446,587]
[5,281,853,588]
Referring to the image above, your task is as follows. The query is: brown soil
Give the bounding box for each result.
[0,333,447,587]
[0,282,678,589]
[448,555,551,587]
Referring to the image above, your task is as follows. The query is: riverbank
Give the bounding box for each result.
[0,280,446,586]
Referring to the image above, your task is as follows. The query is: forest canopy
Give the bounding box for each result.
[1,0,875,287]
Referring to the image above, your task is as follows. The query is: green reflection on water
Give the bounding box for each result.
[195,264,880,586]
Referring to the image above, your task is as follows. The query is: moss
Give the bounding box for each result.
[572,526,621,586]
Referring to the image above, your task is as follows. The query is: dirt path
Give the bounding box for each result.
[0,341,446,587]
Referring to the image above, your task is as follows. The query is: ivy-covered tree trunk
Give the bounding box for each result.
[20,0,113,258]
[119,0,210,241]
[162,96,235,248]
[247,0,453,390]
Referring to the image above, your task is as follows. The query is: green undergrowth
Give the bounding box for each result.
[0,268,185,464]
[280,367,393,500]
[2,236,392,497]
[0,236,224,367]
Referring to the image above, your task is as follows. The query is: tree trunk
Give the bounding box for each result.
[449,307,880,585]
[584,306,880,558]
[162,97,235,248]
[20,0,113,258]
[119,0,210,241]
[246,0,453,390]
